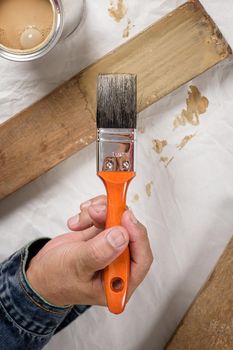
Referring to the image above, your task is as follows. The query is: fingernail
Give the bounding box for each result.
[81,200,91,209]
[107,229,126,248]
[92,204,106,213]
[129,209,138,224]
[68,214,79,227]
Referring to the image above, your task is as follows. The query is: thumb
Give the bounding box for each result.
[79,226,129,275]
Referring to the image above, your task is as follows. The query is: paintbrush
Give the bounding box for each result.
[96,74,137,314]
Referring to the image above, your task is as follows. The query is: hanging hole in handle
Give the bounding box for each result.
[111,277,124,292]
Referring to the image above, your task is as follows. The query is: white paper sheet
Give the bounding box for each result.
[0,1,233,349]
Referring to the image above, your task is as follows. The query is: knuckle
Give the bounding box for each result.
[138,227,149,246]
[139,223,148,239]
[93,194,107,204]
[148,251,154,266]
[150,255,154,266]
[144,253,154,272]
[144,260,151,273]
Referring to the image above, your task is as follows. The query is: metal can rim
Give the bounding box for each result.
[0,0,64,62]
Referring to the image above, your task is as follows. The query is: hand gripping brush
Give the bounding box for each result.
[96,73,137,314]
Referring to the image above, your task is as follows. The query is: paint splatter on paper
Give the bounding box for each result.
[131,194,139,203]
[108,0,127,22]
[138,126,145,134]
[160,156,169,163]
[122,19,133,38]
[152,139,168,154]
[177,134,196,150]
[173,86,209,129]
[160,156,174,167]
[145,181,153,197]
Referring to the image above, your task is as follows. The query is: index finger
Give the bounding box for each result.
[80,195,107,210]
[68,195,107,231]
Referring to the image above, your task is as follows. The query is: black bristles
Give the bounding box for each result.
[96,74,137,129]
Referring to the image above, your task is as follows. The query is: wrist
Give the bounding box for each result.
[26,258,47,301]
[26,257,70,307]
[0,238,71,340]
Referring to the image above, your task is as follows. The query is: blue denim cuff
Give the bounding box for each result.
[0,239,72,337]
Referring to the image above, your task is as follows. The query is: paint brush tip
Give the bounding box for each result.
[96,73,137,129]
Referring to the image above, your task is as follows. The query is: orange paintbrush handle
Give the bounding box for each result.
[98,171,135,314]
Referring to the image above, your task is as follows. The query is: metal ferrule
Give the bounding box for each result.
[97,128,136,172]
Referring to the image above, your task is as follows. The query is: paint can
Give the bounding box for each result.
[0,0,84,62]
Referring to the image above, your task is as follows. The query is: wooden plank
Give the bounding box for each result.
[166,237,233,350]
[0,0,231,199]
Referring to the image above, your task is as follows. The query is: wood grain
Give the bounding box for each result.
[166,237,233,350]
[0,0,231,199]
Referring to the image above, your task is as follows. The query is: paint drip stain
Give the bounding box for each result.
[160,156,174,168]
[122,19,133,38]
[145,181,153,197]
[108,0,127,22]
[173,86,209,129]
[177,134,196,150]
[152,139,168,154]
[131,194,139,203]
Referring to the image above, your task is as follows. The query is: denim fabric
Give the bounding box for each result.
[0,238,90,350]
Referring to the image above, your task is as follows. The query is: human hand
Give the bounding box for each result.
[26,196,153,307]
